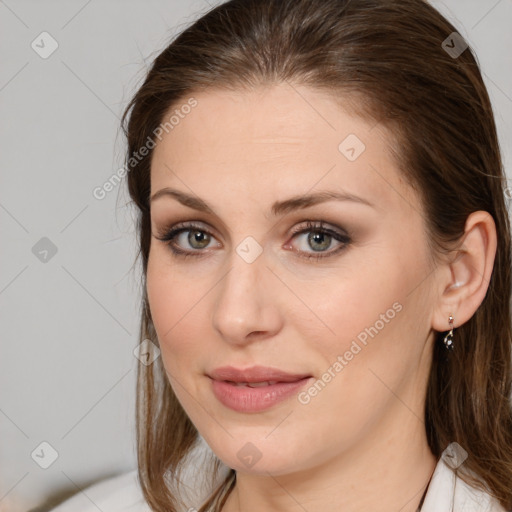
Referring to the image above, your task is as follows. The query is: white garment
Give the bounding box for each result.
[49,438,508,512]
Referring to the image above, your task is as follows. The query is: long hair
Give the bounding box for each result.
[121,1,512,510]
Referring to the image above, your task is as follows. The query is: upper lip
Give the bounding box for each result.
[208,365,312,383]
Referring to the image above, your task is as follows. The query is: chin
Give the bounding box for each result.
[200,429,311,476]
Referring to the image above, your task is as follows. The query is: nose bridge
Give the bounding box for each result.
[212,240,280,343]
[226,251,261,302]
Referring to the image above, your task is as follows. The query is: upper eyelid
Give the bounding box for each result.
[157,220,219,241]
[160,219,346,236]
[151,199,366,234]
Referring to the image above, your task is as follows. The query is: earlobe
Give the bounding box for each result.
[432,210,497,334]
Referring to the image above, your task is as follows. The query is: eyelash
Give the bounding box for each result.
[154,220,351,261]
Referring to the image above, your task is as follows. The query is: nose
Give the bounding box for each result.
[212,247,283,347]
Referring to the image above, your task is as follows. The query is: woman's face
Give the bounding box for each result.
[147,83,438,475]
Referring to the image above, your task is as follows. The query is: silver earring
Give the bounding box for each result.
[443,314,454,351]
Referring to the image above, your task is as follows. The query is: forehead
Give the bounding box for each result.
[150,83,416,213]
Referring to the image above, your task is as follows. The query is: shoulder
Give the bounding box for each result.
[49,469,151,512]
[48,436,230,512]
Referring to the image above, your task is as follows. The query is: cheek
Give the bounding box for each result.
[299,242,427,387]
[300,254,401,344]
[146,253,205,364]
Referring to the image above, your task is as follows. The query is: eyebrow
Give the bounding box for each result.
[150,187,375,216]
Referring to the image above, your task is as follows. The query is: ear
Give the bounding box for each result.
[431,210,497,332]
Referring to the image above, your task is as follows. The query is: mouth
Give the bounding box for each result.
[224,380,283,387]
[207,366,313,413]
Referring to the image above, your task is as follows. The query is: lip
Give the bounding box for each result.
[208,366,313,413]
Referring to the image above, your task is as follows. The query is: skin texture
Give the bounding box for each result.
[146,82,497,512]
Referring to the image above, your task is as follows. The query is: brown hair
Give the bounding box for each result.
[121,0,512,510]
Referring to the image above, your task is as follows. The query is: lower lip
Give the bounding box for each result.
[210,377,312,413]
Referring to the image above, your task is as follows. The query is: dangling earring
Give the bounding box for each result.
[443,314,454,350]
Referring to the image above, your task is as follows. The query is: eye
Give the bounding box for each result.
[154,222,220,257]
[154,220,351,261]
[286,220,351,260]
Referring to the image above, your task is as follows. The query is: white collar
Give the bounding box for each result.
[421,442,506,512]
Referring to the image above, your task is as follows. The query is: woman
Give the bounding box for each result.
[51,0,512,511]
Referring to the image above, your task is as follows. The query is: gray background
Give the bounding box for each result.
[0,1,511,511]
